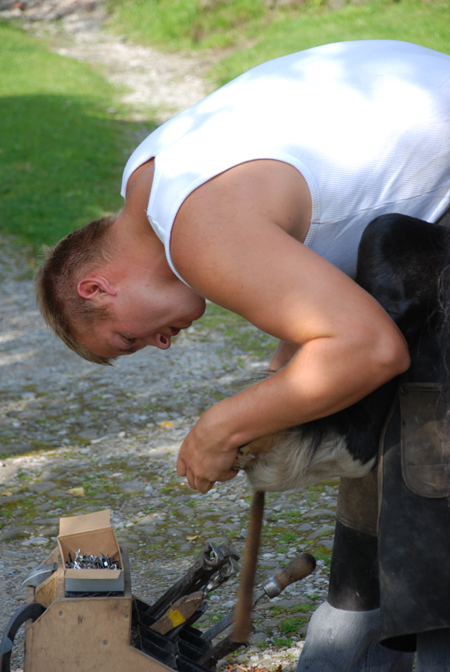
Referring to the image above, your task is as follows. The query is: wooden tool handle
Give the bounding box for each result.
[232,490,265,643]
[273,553,316,591]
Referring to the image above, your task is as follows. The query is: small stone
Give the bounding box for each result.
[22,537,50,546]
[0,526,34,541]
[179,542,193,552]
[251,631,268,645]
[28,481,57,494]
[303,509,336,519]
[118,480,146,494]
[34,517,60,525]
[0,493,26,503]
[35,503,53,512]
[38,526,59,536]
[135,515,158,526]
[66,486,85,497]
[7,444,30,453]
[39,470,55,482]
[77,429,99,439]
[259,560,278,569]
[201,520,216,529]
[136,525,157,536]
[50,490,72,499]
[177,505,194,516]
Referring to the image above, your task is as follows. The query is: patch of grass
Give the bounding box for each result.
[107,0,267,51]
[16,471,32,481]
[273,636,292,647]
[314,548,332,567]
[268,605,284,616]
[0,21,150,252]
[106,0,450,91]
[290,603,314,614]
[280,530,297,544]
[280,616,306,634]
[211,0,450,86]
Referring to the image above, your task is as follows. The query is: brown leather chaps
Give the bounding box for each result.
[328,367,450,652]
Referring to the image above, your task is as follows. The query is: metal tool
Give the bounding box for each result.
[197,634,244,669]
[202,552,316,641]
[151,554,240,636]
[146,540,240,620]
[65,551,120,570]
[198,552,316,669]
[193,492,266,670]
[21,563,58,589]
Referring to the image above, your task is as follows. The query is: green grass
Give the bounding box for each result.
[106,0,450,88]
[213,0,450,85]
[0,21,139,252]
[280,616,306,634]
[107,0,267,51]
[273,636,293,647]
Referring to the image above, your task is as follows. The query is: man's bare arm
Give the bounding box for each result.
[171,164,410,491]
[270,341,301,372]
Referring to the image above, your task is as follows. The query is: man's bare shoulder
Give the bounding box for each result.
[174,159,312,244]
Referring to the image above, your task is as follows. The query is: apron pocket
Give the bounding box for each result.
[399,383,450,498]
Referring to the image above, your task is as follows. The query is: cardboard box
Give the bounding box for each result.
[58,509,124,593]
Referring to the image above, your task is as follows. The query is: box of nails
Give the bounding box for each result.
[58,509,124,593]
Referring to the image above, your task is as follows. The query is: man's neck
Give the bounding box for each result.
[112,181,174,285]
[125,157,155,204]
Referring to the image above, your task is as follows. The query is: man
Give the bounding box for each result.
[36,40,450,670]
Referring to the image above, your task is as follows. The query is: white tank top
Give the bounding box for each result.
[121,40,450,281]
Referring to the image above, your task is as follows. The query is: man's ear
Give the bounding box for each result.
[77,277,118,301]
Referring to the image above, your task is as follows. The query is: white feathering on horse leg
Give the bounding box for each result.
[244,430,376,493]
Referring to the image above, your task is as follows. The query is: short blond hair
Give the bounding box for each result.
[34,215,118,365]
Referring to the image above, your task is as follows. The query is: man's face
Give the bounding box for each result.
[79,282,206,359]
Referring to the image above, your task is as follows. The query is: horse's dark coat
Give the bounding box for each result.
[296,213,450,469]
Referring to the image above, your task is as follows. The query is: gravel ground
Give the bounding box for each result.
[0,5,339,671]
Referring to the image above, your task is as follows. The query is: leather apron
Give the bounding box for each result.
[328,372,450,652]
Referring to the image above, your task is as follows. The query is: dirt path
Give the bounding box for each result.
[2,0,213,123]
[0,6,338,671]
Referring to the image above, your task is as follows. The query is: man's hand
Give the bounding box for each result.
[176,405,240,493]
